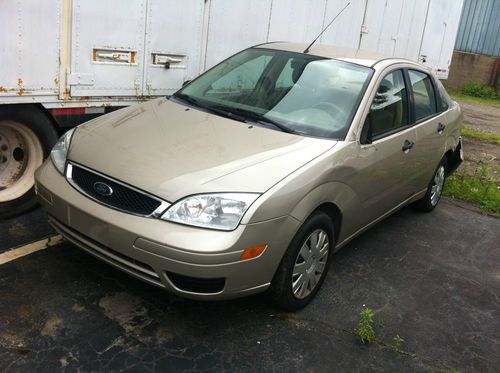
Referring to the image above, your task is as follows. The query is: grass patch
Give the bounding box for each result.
[444,163,500,217]
[461,127,500,144]
[448,90,500,107]
[461,81,498,99]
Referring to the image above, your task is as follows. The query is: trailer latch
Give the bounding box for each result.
[93,48,136,64]
[152,53,185,69]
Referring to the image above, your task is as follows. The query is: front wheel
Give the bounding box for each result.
[413,158,447,212]
[267,211,335,311]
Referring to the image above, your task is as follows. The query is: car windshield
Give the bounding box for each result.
[174,48,372,139]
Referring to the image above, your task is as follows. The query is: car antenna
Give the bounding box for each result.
[303,2,351,53]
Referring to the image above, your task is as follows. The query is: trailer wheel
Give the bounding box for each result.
[0,106,58,219]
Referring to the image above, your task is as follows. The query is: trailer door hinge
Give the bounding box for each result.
[360,24,369,34]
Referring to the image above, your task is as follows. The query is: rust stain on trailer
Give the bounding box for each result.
[54,78,59,85]
[16,78,29,95]
[0,86,7,93]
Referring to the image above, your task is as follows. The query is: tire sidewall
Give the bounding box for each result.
[0,106,58,219]
[419,157,448,212]
[269,211,335,310]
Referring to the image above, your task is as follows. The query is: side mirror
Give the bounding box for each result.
[360,114,373,145]
[182,80,191,87]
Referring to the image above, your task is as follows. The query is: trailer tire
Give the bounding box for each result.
[0,105,58,219]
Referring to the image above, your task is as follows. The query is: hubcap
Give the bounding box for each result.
[430,165,445,206]
[0,121,43,202]
[292,229,329,299]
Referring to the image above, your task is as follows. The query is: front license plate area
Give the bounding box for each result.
[69,206,110,245]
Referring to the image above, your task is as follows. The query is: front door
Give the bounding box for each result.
[352,69,419,227]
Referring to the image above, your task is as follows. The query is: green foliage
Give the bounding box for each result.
[448,90,500,106]
[357,306,375,344]
[461,81,497,99]
[461,127,500,145]
[444,163,500,217]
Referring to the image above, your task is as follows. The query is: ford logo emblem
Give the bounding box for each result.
[93,182,113,197]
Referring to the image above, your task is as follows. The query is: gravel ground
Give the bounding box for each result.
[456,100,500,181]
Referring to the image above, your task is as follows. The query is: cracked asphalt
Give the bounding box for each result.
[0,199,499,372]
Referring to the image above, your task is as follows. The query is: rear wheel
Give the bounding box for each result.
[267,211,335,311]
[0,106,58,219]
[413,157,447,212]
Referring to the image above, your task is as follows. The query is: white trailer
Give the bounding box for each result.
[0,0,464,217]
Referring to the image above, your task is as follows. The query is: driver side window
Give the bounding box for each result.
[369,70,408,138]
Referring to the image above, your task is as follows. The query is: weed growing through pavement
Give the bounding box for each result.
[393,334,404,350]
[357,306,375,344]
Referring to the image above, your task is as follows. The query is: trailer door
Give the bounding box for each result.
[204,0,273,70]
[142,0,205,96]
[69,0,147,97]
[418,0,464,79]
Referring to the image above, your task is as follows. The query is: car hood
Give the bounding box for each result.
[68,98,336,202]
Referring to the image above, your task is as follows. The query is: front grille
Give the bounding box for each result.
[68,163,163,216]
[167,272,225,294]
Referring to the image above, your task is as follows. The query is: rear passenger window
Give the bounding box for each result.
[435,79,450,112]
[408,70,437,121]
[369,70,408,138]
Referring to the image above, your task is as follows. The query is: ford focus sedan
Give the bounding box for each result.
[35,43,462,310]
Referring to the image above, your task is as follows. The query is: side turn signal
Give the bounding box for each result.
[239,245,267,261]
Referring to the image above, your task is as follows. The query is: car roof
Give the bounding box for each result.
[256,42,420,69]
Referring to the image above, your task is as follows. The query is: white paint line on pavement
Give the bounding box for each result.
[0,235,63,265]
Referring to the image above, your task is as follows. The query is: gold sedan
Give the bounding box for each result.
[35,43,463,310]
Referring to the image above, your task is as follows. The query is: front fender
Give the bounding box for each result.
[288,181,363,244]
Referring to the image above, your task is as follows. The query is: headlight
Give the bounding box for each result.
[50,128,75,174]
[162,193,259,231]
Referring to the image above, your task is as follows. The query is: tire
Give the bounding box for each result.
[267,211,335,311]
[413,157,447,212]
[0,105,58,219]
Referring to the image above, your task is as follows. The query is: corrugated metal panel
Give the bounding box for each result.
[455,0,500,56]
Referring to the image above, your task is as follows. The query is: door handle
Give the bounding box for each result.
[402,139,414,152]
[437,122,446,133]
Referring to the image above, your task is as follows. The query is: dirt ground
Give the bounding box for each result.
[456,100,500,180]
[460,101,500,136]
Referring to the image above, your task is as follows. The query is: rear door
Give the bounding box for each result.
[406,68,447,190]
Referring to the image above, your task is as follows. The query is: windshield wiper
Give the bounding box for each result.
[172,93,248,123]
[173,93,297,133]
[217,106,298,134]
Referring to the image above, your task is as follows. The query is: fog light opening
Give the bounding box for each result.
[240,245,267,261]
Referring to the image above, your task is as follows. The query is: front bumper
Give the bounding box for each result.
[35,160,300,300]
